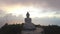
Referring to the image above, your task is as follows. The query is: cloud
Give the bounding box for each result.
[0,10,5,14]
[32,17,60,26]
[0,13,24,27]
[46,0,60,9]
[0,0,60,14]
[0,0,59,8]
[0,13,60,27]
[0,10,7,17]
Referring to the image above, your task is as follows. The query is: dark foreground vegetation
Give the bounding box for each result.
[0,23,24,34]
[42,25,60,34]
[0,23,60,34]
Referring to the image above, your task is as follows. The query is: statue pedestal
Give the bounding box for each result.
[23,23,36,30]
[21,28,44,34]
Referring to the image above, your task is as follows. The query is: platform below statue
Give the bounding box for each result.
[21,28,44,34]
[23,23,36,30]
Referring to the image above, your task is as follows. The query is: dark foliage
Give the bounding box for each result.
[0,23,60,34]
[42,25,60,34]
[35,25,41,28]
[0,23,24,34]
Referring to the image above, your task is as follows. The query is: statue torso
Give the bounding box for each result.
[25,18,31,23]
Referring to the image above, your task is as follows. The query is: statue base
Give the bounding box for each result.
[23,23,36,30]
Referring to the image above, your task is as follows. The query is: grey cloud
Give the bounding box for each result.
[0,10,7,16]
[55,11,60,14]
[0,13,24,27]
[0,13,60,27]
[2,0,60,14]
[40,8,60,15]
[32,17,60,26]
[0,0,60,10]
[0,0,44,6]
[0,10,6,14]
[46,0,60,9]
[0,0,60,8]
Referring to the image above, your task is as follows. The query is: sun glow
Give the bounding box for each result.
[2,5,55,18]
[5,6,43,18]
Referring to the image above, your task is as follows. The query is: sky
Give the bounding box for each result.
[0,0,60,27]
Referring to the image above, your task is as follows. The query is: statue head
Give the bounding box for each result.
[26,12,30,18]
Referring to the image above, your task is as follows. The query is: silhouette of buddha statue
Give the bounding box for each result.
[25,12,31,23]
[23,12,35,30]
